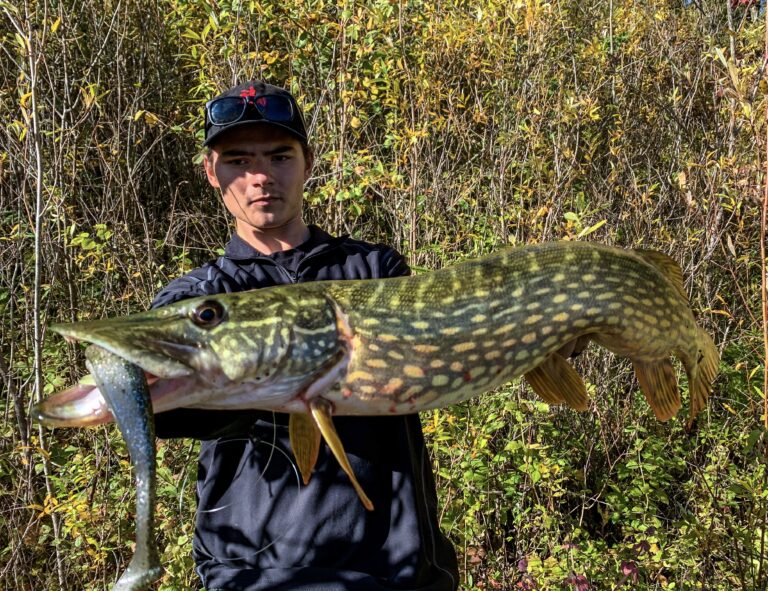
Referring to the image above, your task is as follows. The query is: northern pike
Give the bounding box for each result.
[34,241,719,590]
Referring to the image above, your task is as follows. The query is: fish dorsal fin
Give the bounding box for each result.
[524,354,589,411]
[289,413,321,485]
[634,249,688,302]
[632,358,681,421]
[309,398,374,511]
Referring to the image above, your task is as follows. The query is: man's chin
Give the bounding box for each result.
[237,215,307,237]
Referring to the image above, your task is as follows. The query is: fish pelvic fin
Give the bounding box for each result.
[524,354,589,411]
[685,327,720,428]
[632,358,681,421]
[310,398,374,511]
[289,413,321,485]
[634,249,688,302]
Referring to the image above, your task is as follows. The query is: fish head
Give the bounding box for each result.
[36,289,339,426]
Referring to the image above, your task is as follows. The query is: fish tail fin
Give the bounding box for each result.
[524,354,589,411]
[685,326,719,428]
[632,358,681,421]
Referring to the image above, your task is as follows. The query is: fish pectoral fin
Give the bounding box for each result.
[309,398,374,511]
[524,354,589,411]
[632,358,681,421]
[289,413,321,485]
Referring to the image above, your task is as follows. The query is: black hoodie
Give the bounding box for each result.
[151,226,459,591]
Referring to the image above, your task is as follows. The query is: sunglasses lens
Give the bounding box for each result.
[208,98,246,125]
[253,95,293,121]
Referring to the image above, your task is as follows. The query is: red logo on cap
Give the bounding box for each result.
[240,86,257,98]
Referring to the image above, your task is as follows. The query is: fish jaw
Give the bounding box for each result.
[33,379,113,427]
[32,370,208,427]
[34,356,345,428]
[50,315,197,380]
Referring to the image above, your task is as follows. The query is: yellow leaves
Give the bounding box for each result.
[424,408,457,436]
[262,50,280,65]
[405,126,428,144]
[29,494,59,518]
[521,0,554,34]
[79,84,98,110]
[181,28,201,41]
[712,45,752,112]
[13,32,29,52]
[577,219,606,239]
[134,110,161,126]
[50,17,61,33]
[471,107,488,124]
[19,91,32,109]
[199,15,219,41]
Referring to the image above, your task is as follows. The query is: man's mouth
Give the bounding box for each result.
[251,195,280,205]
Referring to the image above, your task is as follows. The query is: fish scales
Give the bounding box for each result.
[322,242,695,412]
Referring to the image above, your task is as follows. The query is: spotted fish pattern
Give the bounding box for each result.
[324,241,718,423]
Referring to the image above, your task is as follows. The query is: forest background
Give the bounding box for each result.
[1,0,767,589]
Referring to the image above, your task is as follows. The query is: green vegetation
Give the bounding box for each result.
[1,0,765,588]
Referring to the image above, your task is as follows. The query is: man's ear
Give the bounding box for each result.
[304,148,315,181]
[203,152,220,189]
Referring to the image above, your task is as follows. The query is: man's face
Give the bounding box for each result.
[204,125,312,236]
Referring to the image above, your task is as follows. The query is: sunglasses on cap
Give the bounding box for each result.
[205,94,295,126]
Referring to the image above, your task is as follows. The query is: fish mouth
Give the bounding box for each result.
[32,376,113,427]
[38,314,204,428]
[33,369,202,427]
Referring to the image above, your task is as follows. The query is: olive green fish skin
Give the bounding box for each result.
[38,241,717,425]
[329,242,689,406]
[85,347,163,591]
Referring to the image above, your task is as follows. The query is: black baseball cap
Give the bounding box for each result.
[203,81,308,147]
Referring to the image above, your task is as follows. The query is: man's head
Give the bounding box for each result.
[203,82,313,251]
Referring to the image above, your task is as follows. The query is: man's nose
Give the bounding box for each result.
[246,168,271,185]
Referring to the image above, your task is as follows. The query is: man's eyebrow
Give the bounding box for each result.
[264,145,297,156]
[219,149,253,157]
[219,145,296,157]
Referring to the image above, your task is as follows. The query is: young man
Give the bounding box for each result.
[151,81,459,591]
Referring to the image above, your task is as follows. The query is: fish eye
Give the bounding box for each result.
[190,300,226,328]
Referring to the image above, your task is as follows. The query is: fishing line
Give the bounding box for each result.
[177,439,198,515]
[195,412,303,562]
